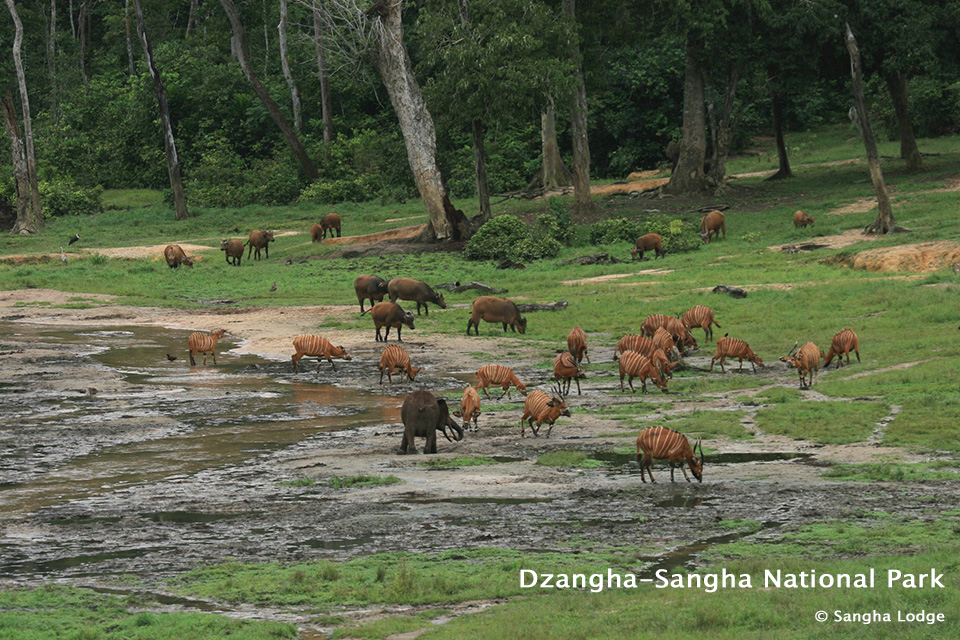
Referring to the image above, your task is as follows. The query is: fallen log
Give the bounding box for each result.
[561,253,627,266]
[698,204,730,212]
[497,259,526,270]
[434,281,508,294]
[712,285,748,299]
[516,301,568,312]
[779,243,830,254]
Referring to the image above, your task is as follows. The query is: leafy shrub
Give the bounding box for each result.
[639,218,700,254]
[545,197,575,245]
[298,175,381,205]
[39,179,104,217]
[588,217,643,244]
[464,215,529,260]
[515,235,561,260]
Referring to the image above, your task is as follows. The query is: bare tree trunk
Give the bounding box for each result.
[2,87,39,233]
[133,0,189,220]
[706,70,742,185]
[278,0,302,131]
[68,0,75,38]
[885,71,923,172]
[846,24,902,235]
[367,0,466,241]
[220,0,319,180]
[531,96,573,189]
[125,0,135,76]
[186,0,199,35]
[78,1,88,91]
[48,0,58,123]
[663,42,710,194]
[3,1,43,232]
[472,118,491,222]
[563,0,592,213]
[312,2,333,145]
[768,91,793,180]
[262,0,270,76]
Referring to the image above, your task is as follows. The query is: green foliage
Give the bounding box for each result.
[535,451,604,468]
[639,217,701,254]
[39,179,104,218]
[298,176,380,205]
[588,217,643,245]
[186,136,303,207]
[463,215,529,261]
[514,235,561,261]
[328,474,401,489]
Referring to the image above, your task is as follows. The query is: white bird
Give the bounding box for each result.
[60,246,68,265]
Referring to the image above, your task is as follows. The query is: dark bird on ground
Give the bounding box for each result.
[68,233,80,245]
[269,281,278,292]
[60,247,68,265]
[285,259,292,266]
[166,354,178,361]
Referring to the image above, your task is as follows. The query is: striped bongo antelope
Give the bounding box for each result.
[618,351,669,394]
[567,326,590,363]
[188,329,226,366]
[780,341,824,389]
[476,365,527,400]
[650,348,678,380]
[378,345,421,384]
[652,327,679,361]
[553,351,585,395]
[291,335,352,373]
[681,305,721,342]
[453,385,482,431]
[642,314,696,352]
[823,329,861,369]
[520,389,570,438]
[710,335,764,373]
[635,426,704,483]
[640,314,671,338]
[614,334,652,361]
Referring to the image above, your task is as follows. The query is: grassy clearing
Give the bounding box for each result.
[328,474,401,489]
[420,456,502,468]
[754,399,889,444]
[171,548,637,608]
[332,609,451,640]
[821,461,960,482]
[277,477,317,487]
[0,586,296,640]
[661,410,752,440]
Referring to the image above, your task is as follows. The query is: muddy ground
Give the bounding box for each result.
[1,293,956,635]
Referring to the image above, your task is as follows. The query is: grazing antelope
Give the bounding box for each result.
[640,314,671,338]
[163,244,193,269]
[291,335,352,373]
[823,329,861,369]
[635,426,704,483]
[567,326,589,364]
[629,233,665,261]
[652,327,679,361]
[188,329,226,366]
[476,364,527,400]
[378,345,421,384]
[642,314,697,352]
[650,348,679,380]
[519,388,571,437]
[618,351,669,394]
[681,305,721,342]
[793,210,815,228]
[710,335,764,373]
[453,385,482,432]
[614,334,652,361]
[780,341,824,389]
[553,351,585,395]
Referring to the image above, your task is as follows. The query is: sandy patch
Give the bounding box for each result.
[730,157,863,180]
[767,228,884,252]
[560,268,674,286]
[322,224,427,246]
[81,243,215,260]
[626,169,662,181]
[384,215,427,223]
[846,241,960,273]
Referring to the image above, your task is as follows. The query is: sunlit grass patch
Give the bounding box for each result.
[754,400,888,444]
[535,451,604,468]
[328,474,402,489]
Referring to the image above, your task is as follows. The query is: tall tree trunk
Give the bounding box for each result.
[367,0,466,241]
[563,0,592,213]
[846,24,902,235]
[472,118,491,222]
[278,0,302,132]
[186,0,199,35]
[458,0,490,223]
[133,0,190,221]
[3,1,43,232]
[768,90,793,180]
[125,0,135,76]
[78,1,88,91]
[706,70,742,185]
[663,42,710,194]
[68,0,75,38]
[529,96,573,189]
[262,0,269,77]
[885,71,923,172]
[312,2,333,145]
[48,0,58,123]
[2,87,39,233]
[219,0,318,180]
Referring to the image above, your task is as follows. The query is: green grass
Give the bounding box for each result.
[821,460,960,482]
[332,609,450,640]
[754,400,889,444]
[0,586,297,640]
[662,409,752,440]
[327,474,402,489]
[534,451,605,468]
[171,548,638,608]
[277,477,317,487]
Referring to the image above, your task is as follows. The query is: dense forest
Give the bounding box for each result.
[1,0,958,235]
